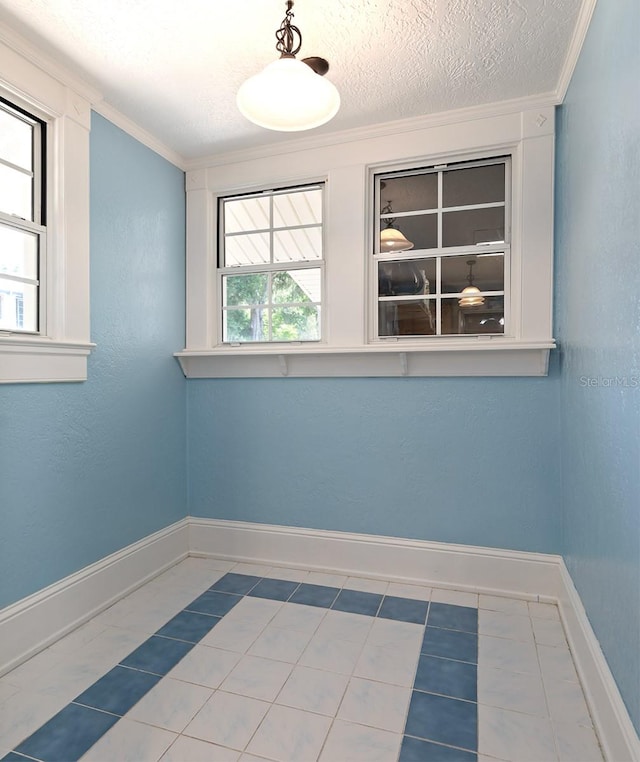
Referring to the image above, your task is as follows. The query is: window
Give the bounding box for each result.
[0,99,45,334]
[373,158,509,340]
[0,37,91,383]
[219,185,323,343]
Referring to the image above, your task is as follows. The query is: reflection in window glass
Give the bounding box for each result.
[442,163,505,207]
[224,196,269,234]
[274,188,322,228]
[441,253,504,294]
[378,300,436,336]
[442,207,505,248]
[380,173,438,213]
[0,163,32,220]
[442,296,504,335]
[0,106,32,171]
[273,227,322,262]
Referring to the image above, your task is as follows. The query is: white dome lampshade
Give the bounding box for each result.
[380,225,414,253]
[237,57,340,132]
[458,286,485,307]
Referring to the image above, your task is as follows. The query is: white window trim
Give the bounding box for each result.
[0,38,93,383]
[178,106,556,378]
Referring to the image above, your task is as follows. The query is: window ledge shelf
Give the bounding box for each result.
[0,338,96,383]
[175,340,556,379]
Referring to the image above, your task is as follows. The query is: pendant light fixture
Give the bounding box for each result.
[380,196,414,253]
[237,1,340,132]
[458,259,485,307]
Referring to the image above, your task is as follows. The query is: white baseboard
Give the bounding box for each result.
[188,518,563,600]
[558,562,640,762]
[0,518,189,676]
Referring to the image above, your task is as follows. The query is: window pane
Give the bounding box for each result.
[442,206,505,248]
[0,108,32,171]
[380,213,437,252]
[274,188,322,227]
[223,307,268,342]
[274,226,322,262]
[0,277,37,331]
[224,196,269,233]
[442,295,505,335]
[441,253,504,294]
[273,269,321,303]
[224,232,270,266]
[223,273,268,306]
[380,173,438,213]
[0,224,38,279]
[378,299,436,337]
[271,305,320,341]
[443,163,505,207]
[0,163,32,220]
[378,259,436,297]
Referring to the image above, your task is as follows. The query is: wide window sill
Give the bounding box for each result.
[175,339,556,378]
[0,338,96,383]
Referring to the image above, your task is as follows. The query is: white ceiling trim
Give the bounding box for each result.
[554,0,598,102]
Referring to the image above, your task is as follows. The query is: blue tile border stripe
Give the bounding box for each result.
[4,571,480,761]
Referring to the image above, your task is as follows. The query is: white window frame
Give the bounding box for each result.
[178,106,556,378]
[218,184,325,345]
[0,36,92,383]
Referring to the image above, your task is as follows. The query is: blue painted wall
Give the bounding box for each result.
[188,372,561,553]
[0,113,186,609]
[555,0,640,733]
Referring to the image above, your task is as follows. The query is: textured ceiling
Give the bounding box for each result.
[0,0,583,161]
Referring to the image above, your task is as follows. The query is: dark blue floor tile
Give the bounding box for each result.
[288,583,340,608]
[414,654,477,701]
[119,635,194,675]
[14,703,118,762]
[378,595,429,624]
[186,589,241,616]
[405,690,477,751]
[331,589,383,616]
[247,578,300,601]
[2,755,30,762]
[421,627,477,664]
[74,664,160,715]
[156,610,221,642]
[400,735,477,762]
[209,572,261,595]
[427,602,478,634]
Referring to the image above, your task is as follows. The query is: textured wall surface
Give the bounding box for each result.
[188,373,561,553]
[555,0,640,732]
[0,113,186,609]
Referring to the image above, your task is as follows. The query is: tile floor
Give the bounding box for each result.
[0,558,604,762]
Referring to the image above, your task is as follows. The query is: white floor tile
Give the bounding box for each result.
[200,616,268,653]
[479,635,541,675]
[221,654,293,701]
[479,595,530,616]
[73,626,149,669]
[48,621,107,654]
[232,563,272,577]
[532,617,568,647]
[298,632,363,675]
[126,677,213,733]
[386,582,432,601]
[345,576,389,595]
[81,718,176,762]
[22,655,108,703]
[431,588,478,607]
[537,643,579,684]
[479,610,535,642]
[161,735,240,762]
[315,610,373,645]
[2,648,64,689]
[337,677,411,733]
[248,623,313,663]
[479,704,558,762]
[478,665,547,717]
[276,665,349,716]
[353,642,419,687]
[0,689,68,750]
[223,596,283,626]
[246,704,332,761]
[184,691,269,750]
[189,557,236,573]
[168,644,241,689]
[305,571,348,587]
[262,566,310,583]
[553,721,604,761]
[0,679,20,704]
[528,601,560,620]
[319,720,402,762]
[545,679,593,727]
[366,618,424,651]
[269,602,326,634]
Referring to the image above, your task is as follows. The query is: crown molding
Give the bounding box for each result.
[555,0,598,102]
[184,92,560,171]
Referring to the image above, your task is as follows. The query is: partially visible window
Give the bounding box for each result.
[373,158,509,339]
[219,184,324,343]
[0,99,44,334]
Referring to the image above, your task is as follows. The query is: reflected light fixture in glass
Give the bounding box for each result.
[458,259,485,307]
[380,199,413,253]
[237,1,340,132]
